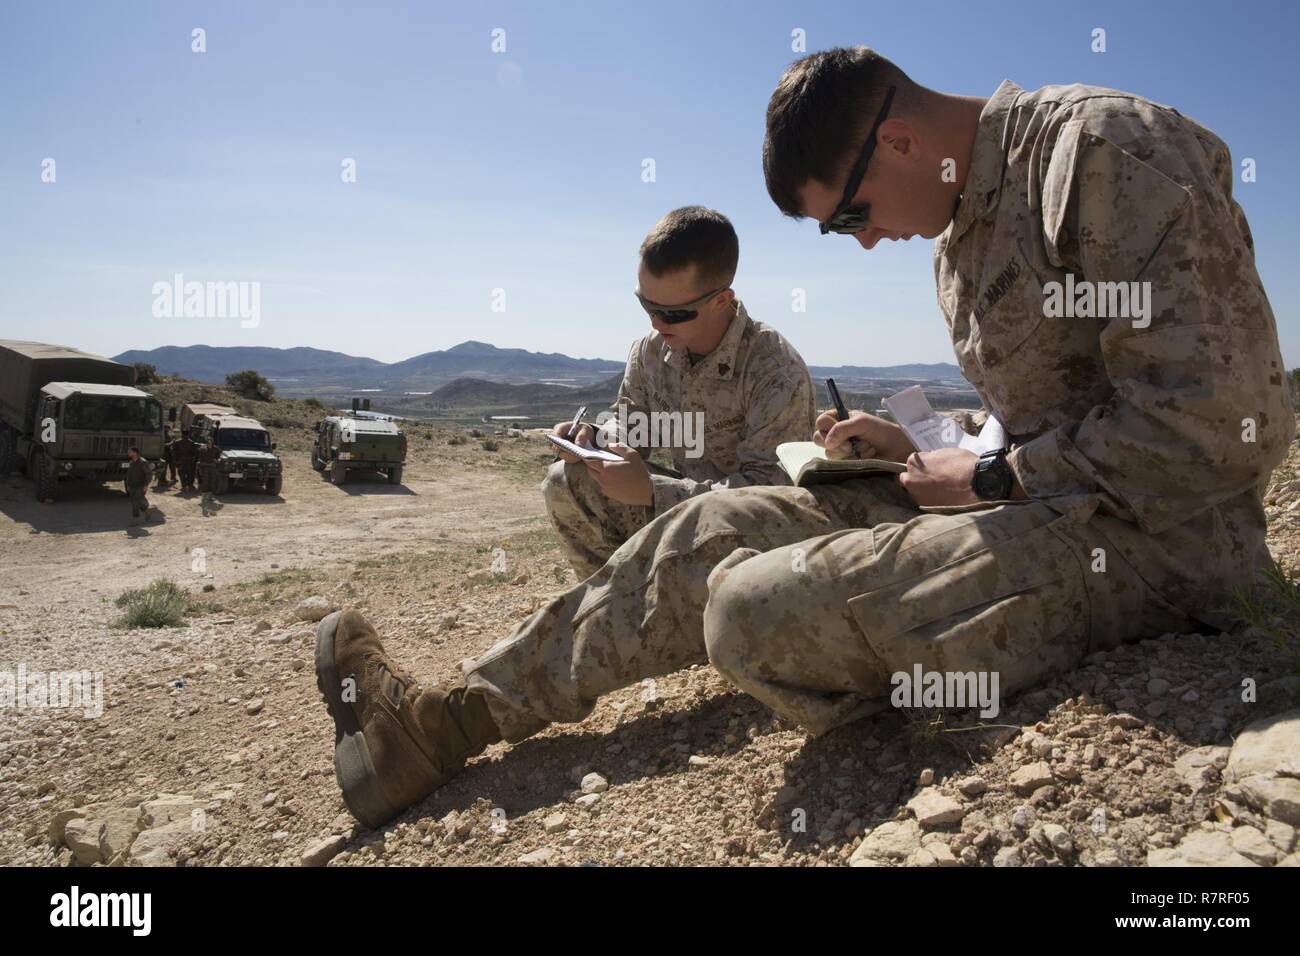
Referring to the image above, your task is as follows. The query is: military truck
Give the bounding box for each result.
[178,402,238,441]
[181,402,284,496]
[312,405,406,485]
[0,340,164,502]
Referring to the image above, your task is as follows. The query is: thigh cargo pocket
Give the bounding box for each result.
[846,518,1092,697]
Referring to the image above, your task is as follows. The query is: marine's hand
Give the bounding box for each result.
[551,421,595,464]
[585,442,652,506]
[813,410,911,462]
[897,448,981,506]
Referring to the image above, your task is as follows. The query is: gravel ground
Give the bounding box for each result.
[3,426,1299,868]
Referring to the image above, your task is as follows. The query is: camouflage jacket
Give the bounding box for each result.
[605,301,816,514]
[125,457,152,492]
[937,81,1294,628]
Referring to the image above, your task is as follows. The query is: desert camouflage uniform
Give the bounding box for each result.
[543,300,815,576]
[463,82,1291,740]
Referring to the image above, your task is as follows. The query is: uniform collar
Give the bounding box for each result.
[947,80,1022,244]
[663,299,749,380]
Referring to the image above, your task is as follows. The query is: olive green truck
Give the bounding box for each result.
[0,339,164,502]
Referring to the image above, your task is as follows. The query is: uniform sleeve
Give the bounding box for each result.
[1007,123,1294,534]
[650,359,816,514]
[599,341,654,462]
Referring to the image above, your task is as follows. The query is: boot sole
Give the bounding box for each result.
[314,611,398,830]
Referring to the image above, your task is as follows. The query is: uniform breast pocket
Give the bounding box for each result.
[968,246,1048,372]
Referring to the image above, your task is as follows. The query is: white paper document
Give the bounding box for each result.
[882,385,1007,455]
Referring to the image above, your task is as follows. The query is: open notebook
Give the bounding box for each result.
[776,442,905,488]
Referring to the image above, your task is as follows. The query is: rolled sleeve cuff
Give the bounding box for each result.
[650,473,697,516]
[1006,429,1094,501]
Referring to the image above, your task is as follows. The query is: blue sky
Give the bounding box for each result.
[2,0,1297,368]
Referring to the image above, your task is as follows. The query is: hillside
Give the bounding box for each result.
[115,341,968,398]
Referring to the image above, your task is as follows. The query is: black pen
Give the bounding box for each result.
[825,378,862,459]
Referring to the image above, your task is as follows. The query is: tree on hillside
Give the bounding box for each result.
[1291,368,1300,405]
[226,369,275,401]
[132,362,159,385]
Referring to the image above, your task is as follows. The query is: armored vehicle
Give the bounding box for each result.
[182,402,284,495]
[312,413,406,485]
[0,340,164,502]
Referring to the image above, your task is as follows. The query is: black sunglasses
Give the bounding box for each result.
[820,85,897,235]
[634,284,729,324]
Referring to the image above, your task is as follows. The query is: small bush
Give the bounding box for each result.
[133,362,159,385]
[113,578,188,629]
[226,369,275,401]
[481,439,500,452]
[447,434,468,446]
[303,397,324,409]
[469,428,484,438]
[1226,564,1300,677]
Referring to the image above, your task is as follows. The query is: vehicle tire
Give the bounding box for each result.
[214,473,230,495]
[330,462,347,485]
[311,452,325,472]
[266,474,283,496]
[388,465,403,485]
[0,429,15,475]
[33,451,57,502]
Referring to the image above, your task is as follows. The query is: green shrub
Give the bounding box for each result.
[1226,564,1300,678]
[225,369,275,401]
[447,433,468,446]
[303,397,324,409]
[481,439,500,452]
[113,578,188,629]
[132,362,159,385]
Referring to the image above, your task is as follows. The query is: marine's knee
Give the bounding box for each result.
[541,459,582,509]
[703,547,767,681]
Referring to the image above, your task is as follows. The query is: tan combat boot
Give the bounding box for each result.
[315,609,503,828]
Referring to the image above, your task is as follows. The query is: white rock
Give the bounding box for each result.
[1229,826,1279,866]
[1009,761,1054,795]
[518,847,557,865]
[300,835,348,867]
[957,776,987,797]
[906,788,966,828]
[1042,823,1073,855]
[295,596,334,622]
[542,812,567,834]
[849,819,922,865]
[1147,830,1260,867]
[580,772,608,794]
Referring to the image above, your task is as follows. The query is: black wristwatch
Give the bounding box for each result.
[971,449,1014,501]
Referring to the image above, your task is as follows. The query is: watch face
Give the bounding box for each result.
[974,455,1010,500]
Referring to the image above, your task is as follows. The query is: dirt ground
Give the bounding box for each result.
[2,425,1299,868]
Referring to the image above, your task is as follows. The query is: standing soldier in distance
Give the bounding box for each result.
[172,427,198,492]
[125,447,155,525]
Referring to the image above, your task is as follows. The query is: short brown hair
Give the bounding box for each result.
[763,47,915,218]
[638,206,739,289]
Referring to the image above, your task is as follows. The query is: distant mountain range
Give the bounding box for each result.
[113,341,965,394]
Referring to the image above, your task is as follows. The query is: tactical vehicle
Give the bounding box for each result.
[312,406,406,485]
[178,402,238,441]
[0,340,164,502]
[182,402,284,495]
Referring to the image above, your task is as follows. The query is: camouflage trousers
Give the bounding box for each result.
[541,459,654,578]
[129,489,150,518]
[464,478,1192,741]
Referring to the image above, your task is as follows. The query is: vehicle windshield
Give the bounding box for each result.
[64,395,162,432]
[217,428,270,451]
